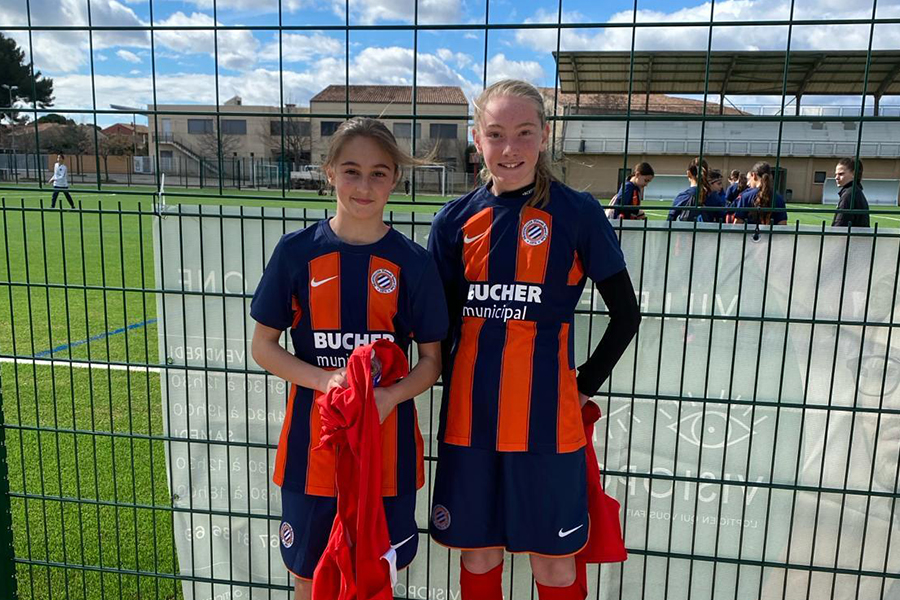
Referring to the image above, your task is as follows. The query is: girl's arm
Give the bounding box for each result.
[251,322,346,393]
[576,269,642,405]
[374,341,441,423]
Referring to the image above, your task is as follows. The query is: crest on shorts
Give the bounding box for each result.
[431,504,451,531]
[280,522,294,548]
[522,218,549,246]
[371,268,398,294]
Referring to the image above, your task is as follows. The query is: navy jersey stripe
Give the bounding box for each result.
[528,323,563,452]
[395,401,417,495]
[470,322,505,449]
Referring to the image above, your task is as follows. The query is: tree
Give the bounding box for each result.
[197,126,241,160]
[268,108,311,164]
[98,133,132,179]
[37,113,70,125]
[0,33,54,122]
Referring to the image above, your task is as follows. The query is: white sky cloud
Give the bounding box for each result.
[336,0,462,24]
[260,34,344,63]
[117,50,142,64]
[153,12,261,71]
[484,54,545,86]
[2,0,148,72]
[46,46,490,113]
[518,0,900,52]
[180,0,307,12]
[6,0,900,120]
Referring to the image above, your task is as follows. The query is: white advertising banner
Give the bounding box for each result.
[155,207,900,600]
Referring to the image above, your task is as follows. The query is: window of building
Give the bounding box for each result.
[430,123,458,139]
[811,121,825,130]
[814,171,827,184]
[221,119,247,135]
[187,119,213,134]
[393,122,422,139]
[321,121,341,136]
[271,121,310,136]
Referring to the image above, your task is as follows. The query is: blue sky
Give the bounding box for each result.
[2,0,900,126]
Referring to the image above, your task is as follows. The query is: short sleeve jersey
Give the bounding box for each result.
[613,181,642,219]
[250,220,448,496]
[725,182,742,206]
[733,188,788,224]
[668,186,701,222]
[428,182,626,454]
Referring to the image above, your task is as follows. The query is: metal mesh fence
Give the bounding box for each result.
[1,0,900,598]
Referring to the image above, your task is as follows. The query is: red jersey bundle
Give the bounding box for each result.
[311,340,410,600]
[576,401,627,594]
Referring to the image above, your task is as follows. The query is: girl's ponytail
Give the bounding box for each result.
[750,161,774,225]
[688,157,711,207]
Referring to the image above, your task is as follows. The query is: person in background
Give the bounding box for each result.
[667,157,712,222]
[611,162,654,220]
[705,169,727,223]
[724,170,744,205]
[833,157,870,228]
[724,169,748,223]
[49,153,75,209]
[732,161,788,226]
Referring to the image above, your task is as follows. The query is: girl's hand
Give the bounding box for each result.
[321,368,348,393]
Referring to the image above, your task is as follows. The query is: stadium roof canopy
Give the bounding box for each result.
[553,51,900,109]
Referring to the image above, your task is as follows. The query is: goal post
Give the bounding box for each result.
[412,164,447,196]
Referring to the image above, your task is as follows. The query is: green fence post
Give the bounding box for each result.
[0,373,18,600]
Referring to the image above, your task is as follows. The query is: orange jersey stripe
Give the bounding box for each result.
[308,252,341,330]
[368,256,400,332]
[445,317,485,446]
[462,208,492,282]
[515,207,552,284]
[273,384,298,487]
[557,324,586,453]
[567,252,584,286]
[306,389,337,495]
[496,320,536,451]
[380,409,398,496]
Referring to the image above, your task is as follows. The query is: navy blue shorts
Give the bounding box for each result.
[279,489,418,580]
[429,443,588,556]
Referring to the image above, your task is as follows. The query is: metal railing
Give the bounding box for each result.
[1,0,900,597]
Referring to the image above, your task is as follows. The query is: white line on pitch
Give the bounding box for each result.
[0,357,161,374]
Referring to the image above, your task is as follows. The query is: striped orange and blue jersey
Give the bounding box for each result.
[428,182,626,454]
[250,220,448,496]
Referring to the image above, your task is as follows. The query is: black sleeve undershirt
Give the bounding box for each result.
[576,268,642,398]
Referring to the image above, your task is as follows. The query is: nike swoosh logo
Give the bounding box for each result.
[463,232,487,244]
[558,524,584,538]
[310,275,337,288]
[391,533,416,550]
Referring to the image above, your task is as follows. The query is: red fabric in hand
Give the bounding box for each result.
[311,340,409,600]
[577,400,627,565]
